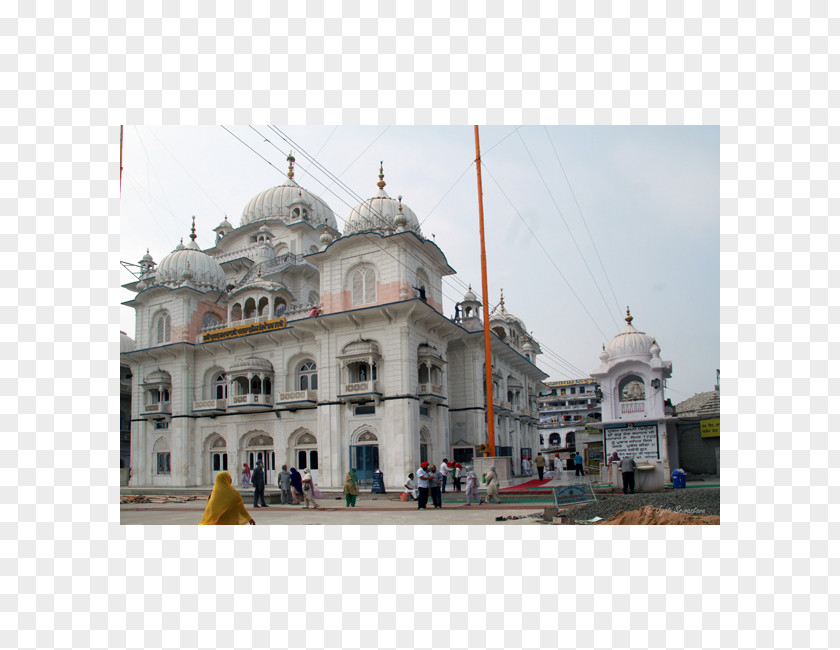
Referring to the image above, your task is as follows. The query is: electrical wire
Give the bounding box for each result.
[479,160,611,343]
[543,126,623,318]
[515,128,620,332]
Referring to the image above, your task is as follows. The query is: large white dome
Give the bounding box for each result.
[241,178,338,230]
[604,309,655,359]
[120,331,135,354]
[153,232,227,293]
[343,165,422,236]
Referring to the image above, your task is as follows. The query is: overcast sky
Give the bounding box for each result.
[120,125,719,403]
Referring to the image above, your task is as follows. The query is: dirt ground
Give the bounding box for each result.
[598,505,720,525]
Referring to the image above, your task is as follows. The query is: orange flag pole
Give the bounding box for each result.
[474,126,495,457]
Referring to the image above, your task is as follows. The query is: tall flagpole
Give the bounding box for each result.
[120,125,124,196]
[474,126,495,457]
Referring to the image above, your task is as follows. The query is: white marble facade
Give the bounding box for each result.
[122,158,548,490]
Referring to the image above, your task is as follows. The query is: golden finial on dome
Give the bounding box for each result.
[625,306,633,325]
[602,343,605,350]
[287,151,295,180]
[190,216,197,241]
[500,289,505,313]
[377,161,385,190]
[257,265,262,278]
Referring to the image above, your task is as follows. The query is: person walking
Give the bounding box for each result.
[535,453,546,480]
[574,452,585,478]
[200,471,255,525]
[464,466,480,506]
[241,462,251,489]
[453,463,464,491]
[553,453,562,475]
[416,462,431,509]
[289,467,303,505]
[439,459,451,493]
[521,455,528,476]
[343,470,359,507]
[251,460,268,508]
[301,469,320,509]
[277,465,292,504]
[483,466,501,504]
[429,464,443,508]
[620,456,637,494]
[527,456,534,476]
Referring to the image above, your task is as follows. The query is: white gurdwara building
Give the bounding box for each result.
[121,158,547,489]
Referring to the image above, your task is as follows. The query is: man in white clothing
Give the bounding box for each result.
[416,462,431,509]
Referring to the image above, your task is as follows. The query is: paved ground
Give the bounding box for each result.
[120,495,551,525]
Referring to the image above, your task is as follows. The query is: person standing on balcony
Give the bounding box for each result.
[251,460,268,508]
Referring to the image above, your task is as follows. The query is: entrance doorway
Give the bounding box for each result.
[292,431,319,486]
[349,444,379,484]
[210,451,228,483]
[245,433,275,486]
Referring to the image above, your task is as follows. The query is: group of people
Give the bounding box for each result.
[406,460,502,509]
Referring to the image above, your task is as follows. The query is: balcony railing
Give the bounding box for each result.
[277,390,318,409]
[144,402,170,414]
[620,401,645,414]
[340,380,379,396]
[418,383,444,396]
[193,398,227,413]
[229,394,273,409]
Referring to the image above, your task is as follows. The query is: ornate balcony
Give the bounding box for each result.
[418,383,445,405]
[339,380,381,404]
[276,390,318,410]
[228,393,273,412]
[142,402,171,420]
[193,398,227,414]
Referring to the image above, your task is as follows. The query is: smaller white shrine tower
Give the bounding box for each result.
[591,308,677,489]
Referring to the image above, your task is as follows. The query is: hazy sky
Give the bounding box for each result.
[120,126,719,403]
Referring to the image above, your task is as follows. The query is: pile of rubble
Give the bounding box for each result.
[120,495,202,505]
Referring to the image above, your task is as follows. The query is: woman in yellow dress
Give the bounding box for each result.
[199,471,256,525]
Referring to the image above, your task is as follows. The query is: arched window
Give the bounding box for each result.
[202,313,220,330]
[352,267,376,306]
[214,373,227,399]
[299,361,318,391]
[155,312,171,344]
[250,376,262,395]
[619,374,645,402]
[274,298,287,316]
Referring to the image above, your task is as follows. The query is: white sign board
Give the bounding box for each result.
[604,425,659,460]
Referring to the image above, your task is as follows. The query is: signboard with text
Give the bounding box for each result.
[202,317,287,343]
[700,418,720,438]
[604,424,660,460]
[552,484,596,506]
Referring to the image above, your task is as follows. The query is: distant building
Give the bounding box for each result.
[538,378,602,463]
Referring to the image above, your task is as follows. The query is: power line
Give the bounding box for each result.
[515,128,620,332]
[543,126,623,317]
[479,160,611,342]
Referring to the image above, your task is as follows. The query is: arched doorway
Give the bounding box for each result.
[350,429,379,484]
[245,433,275,486]
[207,434,228,484]
[292,430,319,486]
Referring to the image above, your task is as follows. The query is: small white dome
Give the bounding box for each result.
[241,178,338,230]
[120,331,136,354]
[343,165,422,236]
[463,285,478,303]
[604,309,655,359]
[153,228,227,293]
